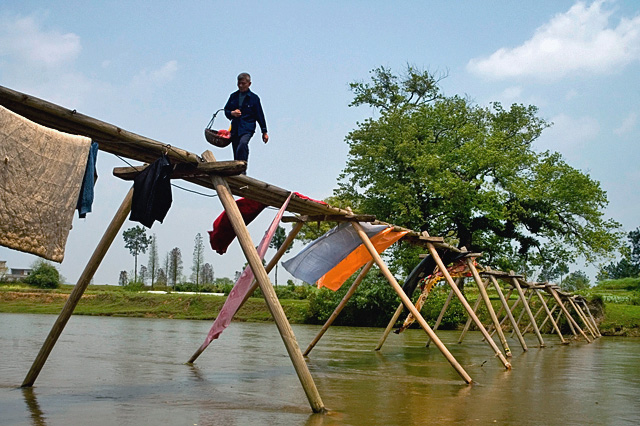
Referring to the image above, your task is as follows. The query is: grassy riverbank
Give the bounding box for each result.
[0,284,309,323]
[1,281,639,336]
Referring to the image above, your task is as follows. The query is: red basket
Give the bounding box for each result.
[205,128,231,147]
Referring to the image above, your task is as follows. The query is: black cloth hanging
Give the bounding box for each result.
[129,155,173,228]
[401,250,464,297]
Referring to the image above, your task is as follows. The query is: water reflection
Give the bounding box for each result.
[2,314,640,426]
[21,387,47,426]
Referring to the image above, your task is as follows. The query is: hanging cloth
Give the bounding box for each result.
[282,222,407,290]
[76,141,99,218]
[208,197,266,254]
[401,250,461,297]
[282,222,388,285]
[316,226,408,290]
[129,155,173,228]
[0,105,91,262]
[195,193,292,351]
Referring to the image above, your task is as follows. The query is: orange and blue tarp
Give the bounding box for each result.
[282,222,408,291]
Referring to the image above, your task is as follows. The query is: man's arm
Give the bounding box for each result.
[255,97,267,135]
[224,93,236,120]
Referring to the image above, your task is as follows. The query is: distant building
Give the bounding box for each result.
[0,261,32,282]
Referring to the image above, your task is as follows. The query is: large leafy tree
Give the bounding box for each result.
[336,66,622,274]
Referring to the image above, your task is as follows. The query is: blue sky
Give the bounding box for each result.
[1,0,639,284]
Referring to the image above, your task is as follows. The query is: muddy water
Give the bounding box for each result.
[1,313,639,425]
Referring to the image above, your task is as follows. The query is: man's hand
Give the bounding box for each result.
[231,109,242,117]
[262,133,269,143]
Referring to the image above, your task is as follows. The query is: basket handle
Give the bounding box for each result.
[206,108,225,130]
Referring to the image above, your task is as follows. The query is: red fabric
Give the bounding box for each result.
[208,198,266,254]
[293,191,327,205]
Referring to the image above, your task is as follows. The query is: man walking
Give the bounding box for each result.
[224,73,268,168]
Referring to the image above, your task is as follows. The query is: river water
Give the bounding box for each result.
[1,313,639,425]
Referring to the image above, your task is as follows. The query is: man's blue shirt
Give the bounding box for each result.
[224,89,267,137]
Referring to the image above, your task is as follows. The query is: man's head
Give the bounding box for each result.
[237,72,251,92]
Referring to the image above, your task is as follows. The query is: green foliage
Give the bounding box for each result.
[274,282,316,300]
[191,233,205,285]
[24,260,60,289]
[419,286,466,329]
[123,281,145,292]
[561,270,591,292]
[307,269,402,327]
[593,277,640,291]
[123,226,152,282]
[336,65,623,275]
[597,227,640,280]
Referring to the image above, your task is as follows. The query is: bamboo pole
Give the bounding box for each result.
[520,304,543,334]
[580,299,601,337]
[466,263,511,357]
[512,294,529,333]
[375,303,404,351]
[521,295,544,335]
[534,290,566,344]
[562,302,579,337]
[304,260,375,356]
[426,279,461,348]
[547,286,591,343]
[202,151,325,413]
[490,291,520,337]
[568,297,597,339]
[510,276,545,347]
[458,286,482,344]
[486,287,514,335]
[187,222,304,364]
[350,222,473,383]
[22,187,134,387]
[488,275,527,351]
[421,234,510,369]
[538,303,559,333]
[576,298,599,338]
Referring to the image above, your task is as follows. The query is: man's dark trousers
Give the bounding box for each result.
[232,133,253,163]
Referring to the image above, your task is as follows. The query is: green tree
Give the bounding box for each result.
[336,66,623,274]
[201,263,214,285]
[24,260,60,289]
[191,233,205,287]
[598,227,640,280]
[139,265,148,285]
[123,226,151,282]
[118,270,128,286]
[156,268,167,286]
[561,270,591,292]
[168,247,183,287]
[147,234,159,289]
[269,225,293,287]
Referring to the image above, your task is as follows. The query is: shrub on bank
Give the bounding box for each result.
[24,260,60,289]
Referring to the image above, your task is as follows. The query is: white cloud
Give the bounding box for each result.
[614,111,638,135]
[537,113,600,154]
[131,60,178,88]
[499,86,523,102]
[0,15,81,69]
[467,1,640,81]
